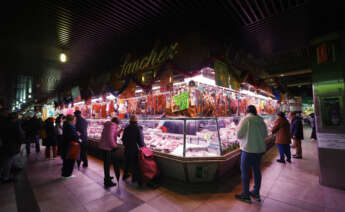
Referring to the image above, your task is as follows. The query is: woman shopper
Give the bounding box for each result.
[44,117,58,159]
[272,112,291,163]
[98,117,123,187]
[289,112,304,159]
[55,115,64,156]
[122,115,145,186]
[235,105,268,203]
[61,115,79,178]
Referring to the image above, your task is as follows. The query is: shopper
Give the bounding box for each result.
[55,115,64,156]
[122,115,145,186]
[235,105,268,203]
[0,112,25,182]
[26,114,42,155]
[272,112,291,163]
[98,117,123,187]
[289,112,304,159]
[74,110,88,167]
[43,117,58,159]
[61,115,79,178]
[310,113,317,140]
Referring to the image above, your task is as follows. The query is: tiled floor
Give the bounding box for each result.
[1,129,345,212]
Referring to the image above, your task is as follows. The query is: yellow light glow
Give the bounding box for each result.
[60,53,67,63]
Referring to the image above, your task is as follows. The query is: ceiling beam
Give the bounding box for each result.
[265,69,312,79]
[287,82,312,87]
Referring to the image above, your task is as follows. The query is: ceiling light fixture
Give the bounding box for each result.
[60,53,67,63]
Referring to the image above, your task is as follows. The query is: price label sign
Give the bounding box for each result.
[173,92,189,111]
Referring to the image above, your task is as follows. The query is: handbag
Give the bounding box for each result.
[66,141,80,160]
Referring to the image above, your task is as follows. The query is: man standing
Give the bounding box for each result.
[235,105,268,203]
[289,112,304,159]
[74,110,88,167]
[26,114,42,155]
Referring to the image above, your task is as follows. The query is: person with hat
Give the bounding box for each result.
[272,112,292,163]
[122,115,145,186]
[74,110,89,167]
[43,117,58,159]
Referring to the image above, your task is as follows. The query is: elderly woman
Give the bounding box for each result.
[98,117,123,187]
[122,115,145,186]
[272,112,291,163]
[61,115,79,179]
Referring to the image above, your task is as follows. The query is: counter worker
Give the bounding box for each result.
[235,105,268,203]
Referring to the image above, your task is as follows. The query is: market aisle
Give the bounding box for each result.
[4,131,345,212]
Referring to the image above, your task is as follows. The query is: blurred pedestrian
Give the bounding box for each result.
[74,110,88,167]
[55,115,64,156]
[289,112,304,159]
[310,113,317,141]
[122,115,145,186]
[26,114,42,155]
[43,117,58,159]
[272,112,291,163]
[98,117,123,187]
[235,105,268,203]
[0,112,25,182]
[61,115,79,178]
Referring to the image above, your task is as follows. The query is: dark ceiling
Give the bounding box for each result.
[1,0,344,100]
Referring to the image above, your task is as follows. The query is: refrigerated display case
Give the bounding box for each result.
[86,116,275,182]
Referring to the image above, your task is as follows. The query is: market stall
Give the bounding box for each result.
[76,67,277,182]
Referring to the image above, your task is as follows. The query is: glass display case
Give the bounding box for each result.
[87,116,276,158]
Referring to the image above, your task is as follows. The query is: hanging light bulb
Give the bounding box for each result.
[60,53,67,63]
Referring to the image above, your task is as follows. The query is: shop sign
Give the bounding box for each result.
[120,42,179,77]
[173,91,189,111]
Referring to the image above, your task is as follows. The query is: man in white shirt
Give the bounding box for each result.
[235,105,268,203]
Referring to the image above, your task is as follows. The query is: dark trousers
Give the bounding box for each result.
[26,135,40,154]
[0,155,15,181]
[61,159,75,177]
[57,135,63,156]
[277,144,291,161]
[103,150,120,182]
[80,142,88,166]
[240,151,264,195]
[124,153,141,183]
[294,138,302,157]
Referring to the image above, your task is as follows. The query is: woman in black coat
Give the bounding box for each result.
[122,115,145,185]
[44,117,58,159]
[61,115,79,178]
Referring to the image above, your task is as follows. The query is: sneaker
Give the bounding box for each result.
[104,181,116,188]
[249,192,261,202]
[276,159,285,163]
[61,175,75,180]
[235,193,252,203]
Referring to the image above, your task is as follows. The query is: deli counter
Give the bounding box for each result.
[86,116,275,182]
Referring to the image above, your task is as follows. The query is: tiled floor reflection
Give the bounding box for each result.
[3,128,345,212]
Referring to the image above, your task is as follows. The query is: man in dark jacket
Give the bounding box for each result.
[122,115,145,185]
[26,114,42,155]
[74,110,88,167]
[289,112,304,159]
[0,112,25,182]
[61,115,79,178]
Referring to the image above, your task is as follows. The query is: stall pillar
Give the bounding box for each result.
[311,32,345,189]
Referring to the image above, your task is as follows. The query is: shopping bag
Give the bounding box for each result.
[138,147,159,182]
[12,145,27,169]
[66,141,80,160]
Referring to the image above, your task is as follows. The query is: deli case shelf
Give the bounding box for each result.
[86,116,275,182]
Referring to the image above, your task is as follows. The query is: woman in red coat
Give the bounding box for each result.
[272,112,292,163]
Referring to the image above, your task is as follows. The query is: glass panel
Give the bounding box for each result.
[140,119,184,157]
[218,117,240,155]
[87,119,107,140]
[262,115,275,134]
[185,119,220,157]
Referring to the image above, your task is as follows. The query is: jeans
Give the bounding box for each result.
[103,150,120,182]
[26,135,40,154]
[0,155,15,181]
[80,142,88,166]
[277,144,291,161]
[240,151,264,195]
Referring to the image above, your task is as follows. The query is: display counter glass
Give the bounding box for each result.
[87,115,276,158]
